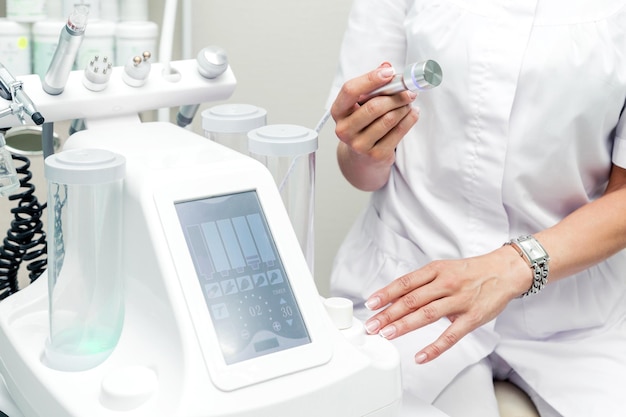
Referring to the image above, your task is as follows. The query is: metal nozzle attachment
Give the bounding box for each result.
[67,5,89,33]
[359,59,443,104]
[407,60,443,90]
[196,45,229,79]
[0,63,45,125]
[177,46,229,128]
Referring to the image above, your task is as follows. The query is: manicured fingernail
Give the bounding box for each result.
[364,296,381,310]
[365,319,380,334]
[379,325,396,339]
[415,352,428,364]
[407,90,417,100]
[378,67,394,79]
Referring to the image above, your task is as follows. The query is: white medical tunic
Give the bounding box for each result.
[328,0,626,415]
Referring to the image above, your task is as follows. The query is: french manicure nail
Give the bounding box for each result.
[379,325,396,339]
[378,67,394,79]
[415,352,428,364]
[364,296,381,310]
[365,319,380,334]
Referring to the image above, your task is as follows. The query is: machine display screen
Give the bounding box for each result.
[175,191,311,364]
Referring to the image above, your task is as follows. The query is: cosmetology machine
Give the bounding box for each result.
[0,8,412,417]
[0,123,403,417]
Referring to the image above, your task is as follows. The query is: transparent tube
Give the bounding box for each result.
[202,104,267,156]
[248,125,317,275]
[44,149,126,371]
[207,131,248,155]
[253,152,315,274]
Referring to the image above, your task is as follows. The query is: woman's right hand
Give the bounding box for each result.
[331,62,420,191]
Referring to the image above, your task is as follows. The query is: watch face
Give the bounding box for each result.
[519,238,546,261]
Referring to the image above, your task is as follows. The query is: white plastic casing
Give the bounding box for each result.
[1,57,235,129]
[0,123,402,417]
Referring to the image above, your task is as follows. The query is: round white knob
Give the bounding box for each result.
[324,297,354,330]
[100,366,157,411]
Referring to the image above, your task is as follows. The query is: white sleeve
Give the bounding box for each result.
[612,108,626,168]
[326,0,411,108]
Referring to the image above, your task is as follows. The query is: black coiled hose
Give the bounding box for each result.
[0,153,47,301]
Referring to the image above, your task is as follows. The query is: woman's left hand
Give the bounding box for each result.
[363,246,532,364]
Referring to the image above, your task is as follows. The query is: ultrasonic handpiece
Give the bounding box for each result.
[0,63,45,125]
[359,60,443,104]
[176,46,229,128]
[196,46,229,79]
[83,56,113,92]
[43,5,89,95]
[122,51,152,87]
[315,60,442,133]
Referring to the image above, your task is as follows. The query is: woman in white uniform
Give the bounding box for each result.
[327,1,626,416]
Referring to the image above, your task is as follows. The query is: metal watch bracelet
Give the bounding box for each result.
[523,260,549,297]
[504,235,550,298]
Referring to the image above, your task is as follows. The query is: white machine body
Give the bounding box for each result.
[0,122,402,417]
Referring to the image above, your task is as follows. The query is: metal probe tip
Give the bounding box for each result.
[358,59,443,105]
[409,60,443,90]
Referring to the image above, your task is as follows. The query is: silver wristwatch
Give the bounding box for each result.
[505,235,550,297]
